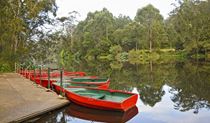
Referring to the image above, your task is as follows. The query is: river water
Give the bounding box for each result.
[34,60,210,123]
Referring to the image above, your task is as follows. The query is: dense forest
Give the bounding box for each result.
[0,0,210,71]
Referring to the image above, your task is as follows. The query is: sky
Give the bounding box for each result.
[56,0,177,21]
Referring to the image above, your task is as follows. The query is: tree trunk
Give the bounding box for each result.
[150,39,152,52]
[136,41,138,50]
[150,60,153,83]
[149,22,152,52]
[14,38,18,54]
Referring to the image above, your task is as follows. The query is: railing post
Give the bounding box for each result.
[21,67,22,75]
[17,64,19,74]
[47,67,50,89]
[28,67,30,79]
[15,62,17,73]
[24,68,26,77]
[60,68,63,96]
[27,68,28,78]
[39,66,42,87]
[16,63,18,73]
[34,67,36,83]
[22,67,23,75]
[27,65,30,80]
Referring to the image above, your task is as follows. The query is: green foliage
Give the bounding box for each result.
[114,14,132,29]
[70,6,170,60]
[69,3,210,62]
[1,0,210,69]
[108,45,128,62]
[72,8,115,58]
[135,4,163,23]
[119,52,129,62]
[167,0,210,57]
[109,45,122,55]
[112,22,143,51]
[0,0,57,69]
[0,62,12,72]
[127,49,187,64]
[135,4,168,51]
[110,61,123,70]
[128,49,149,64]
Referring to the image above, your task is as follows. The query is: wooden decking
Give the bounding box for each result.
[0,73,70,123]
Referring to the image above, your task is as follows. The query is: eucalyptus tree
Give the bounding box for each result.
[0,0,57,68]
[72,8,115,58]
[113,22,144,51]
[113,14,132,29]
[165,18,179,49]
[168,0,210,56]
[135,4,168,52]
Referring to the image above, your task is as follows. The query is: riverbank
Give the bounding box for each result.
[97,49,210,64]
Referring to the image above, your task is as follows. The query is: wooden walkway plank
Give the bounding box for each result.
[0,73,70,123]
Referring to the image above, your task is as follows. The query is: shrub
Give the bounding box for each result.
[0,62,12,72]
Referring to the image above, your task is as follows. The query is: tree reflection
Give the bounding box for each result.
[135,62,176,107]
[169,61,210,114]
[140,85,165,106]
[170,88,210,114]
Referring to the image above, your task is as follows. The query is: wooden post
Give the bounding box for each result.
[29,68,31,80]
[17,64,19,74]
[15,62,17,73]
[22,67,23,75]
[34,68,36,83]
[39,66,42,87]
[47,67,50,89]
[16,63,18,73]
[60,68,63,96]
[24,68,26,77]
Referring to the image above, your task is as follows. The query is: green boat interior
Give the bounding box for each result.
[54,82,99,87]
[53,78,107,83]
[71,78,107,82]
[66,88,133,102]
[40,76,72,81]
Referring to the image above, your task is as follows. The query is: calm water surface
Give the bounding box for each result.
[34,60,210,123]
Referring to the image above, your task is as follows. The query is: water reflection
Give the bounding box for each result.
[35,103,138,123]
[32,60,210,123]
[136,85,210,123]
[66,103,138,123]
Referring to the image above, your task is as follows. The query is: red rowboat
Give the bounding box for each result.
[33,76,107,88]
[64,87,138,111]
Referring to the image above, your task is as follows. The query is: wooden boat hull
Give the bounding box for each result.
[64,88,138,111]
[66,103,138,123]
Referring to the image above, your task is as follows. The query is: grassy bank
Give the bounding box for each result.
[98,49,188,64]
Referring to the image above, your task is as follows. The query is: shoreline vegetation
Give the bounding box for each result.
[1,0,210,72]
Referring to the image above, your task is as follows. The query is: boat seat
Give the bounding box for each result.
[78,93,106,99]
[94,94,106,99]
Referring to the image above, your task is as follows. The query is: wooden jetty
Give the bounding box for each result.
[0,73,70,123]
